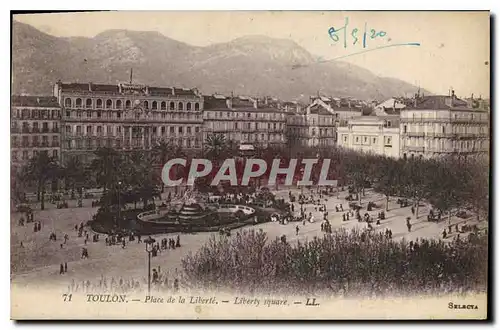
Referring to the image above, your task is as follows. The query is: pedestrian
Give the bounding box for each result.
[64,262,68,273]
[296,225,299,236]
[411,206,415,215]
[173,278,179,293]
[60,263,64,274]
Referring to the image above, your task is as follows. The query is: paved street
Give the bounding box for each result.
[11,187,486,290]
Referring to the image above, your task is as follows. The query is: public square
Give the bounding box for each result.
[10,185,487,292]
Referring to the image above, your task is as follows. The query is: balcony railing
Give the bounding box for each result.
[404,146,425,152]
[32,128,40,133]
[404,132,489,139]
[402,117,489,124]
[405,132,425,137]
[452,118,489,123]
[401,118,450,123]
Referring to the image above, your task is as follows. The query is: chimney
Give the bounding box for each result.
[471,93,474,100]
[253,99,258,109]
[88,82,92,92]
[414,97,417,108]
[348,100,351,109]
[226,97,233,109]
[37,97,40,105]
[296,103,301,113]
[172,87,175,96]
[393,99,396,111]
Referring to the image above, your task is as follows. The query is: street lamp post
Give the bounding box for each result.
[117,181,122,223]
[144,237,156,296]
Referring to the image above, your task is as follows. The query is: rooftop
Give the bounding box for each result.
[407,95,487,111]
[11,95,60,108]
[56,81,199,97]
[203,95,283,113]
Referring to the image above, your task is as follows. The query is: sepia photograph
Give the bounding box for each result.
[9,10,490,320]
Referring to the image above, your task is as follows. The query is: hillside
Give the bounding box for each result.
[12,21,428,100]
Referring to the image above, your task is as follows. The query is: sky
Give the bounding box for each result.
[14,11,490,98]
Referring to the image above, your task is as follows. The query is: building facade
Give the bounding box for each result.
[202,95,286,147]
[286,107,336,148]
[337,116,401,158]
[400,93,490,159]
[53,81,204,163]
[11,96,62,167]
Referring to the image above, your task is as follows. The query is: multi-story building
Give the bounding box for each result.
[11,95,62,167]
[286,105,336,148]
[53,81,204,163]
[337,115,401,158]
[202,95,286,147]
[307,96,369,126]
[400,92,490,159]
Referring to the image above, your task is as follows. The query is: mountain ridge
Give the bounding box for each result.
[12,21,429,101]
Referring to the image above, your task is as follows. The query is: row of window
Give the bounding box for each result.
[65,125,201,136]
[403,124,487,135]
[12,109,61,119]
[287,116,338,125]
[405,140,487,150]
[403,112,487,121]
[206,122,284,131]
[12,135,59,147]
[12,149,58,161]
[64,137,202,150]
[311,128,334,137]
[13,122,58,130]
[64,98,201,111]
[239,133,284,142]
[347,135,393,146]
[206,111,285,121]
[64,109,202,121]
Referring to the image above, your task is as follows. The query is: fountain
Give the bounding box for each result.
[135,189,257,233]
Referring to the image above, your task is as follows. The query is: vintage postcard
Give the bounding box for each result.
[10,11,490,320]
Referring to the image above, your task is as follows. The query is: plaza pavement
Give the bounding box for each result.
[10,187,487,290]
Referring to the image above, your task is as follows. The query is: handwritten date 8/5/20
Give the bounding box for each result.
[328,17,387,49]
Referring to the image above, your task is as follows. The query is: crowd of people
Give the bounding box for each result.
[65,271,186,294]
[13,181,488,297]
